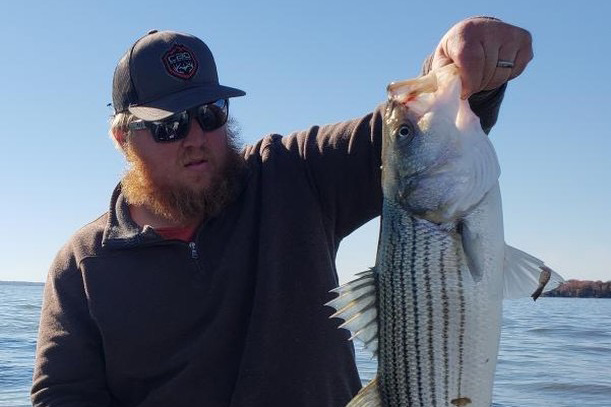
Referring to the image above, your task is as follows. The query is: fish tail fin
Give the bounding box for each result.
[347,375,382,407]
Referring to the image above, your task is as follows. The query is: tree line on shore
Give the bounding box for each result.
[543,279,611,298]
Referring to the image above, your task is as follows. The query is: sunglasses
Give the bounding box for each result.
[128,99,229,142]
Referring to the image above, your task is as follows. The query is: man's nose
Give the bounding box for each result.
[182,118,207,147]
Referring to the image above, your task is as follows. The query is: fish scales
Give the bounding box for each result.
[377,200,498,407]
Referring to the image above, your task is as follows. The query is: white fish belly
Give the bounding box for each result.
[376,204,503,407]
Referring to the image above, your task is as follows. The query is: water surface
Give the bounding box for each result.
[2,282,611,406]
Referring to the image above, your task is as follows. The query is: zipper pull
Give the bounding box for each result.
[189,242,199,259]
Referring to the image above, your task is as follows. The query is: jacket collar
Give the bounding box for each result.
[101,164,251,249]
[101,184,164,249]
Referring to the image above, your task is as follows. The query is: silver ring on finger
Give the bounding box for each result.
[497,60,515,68]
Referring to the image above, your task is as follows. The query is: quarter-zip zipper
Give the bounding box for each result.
[187,241,205,278]
[189,241,199,259]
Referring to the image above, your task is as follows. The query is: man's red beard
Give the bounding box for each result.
[121,132,244,226]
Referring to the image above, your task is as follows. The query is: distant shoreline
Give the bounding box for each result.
[0,280,44,286]
[543,279,611,299]
[3,279,610,298]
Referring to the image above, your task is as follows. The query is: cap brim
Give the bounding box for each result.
[129,84,245,121]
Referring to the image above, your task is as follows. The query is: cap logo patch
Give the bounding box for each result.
[162,44,198,80]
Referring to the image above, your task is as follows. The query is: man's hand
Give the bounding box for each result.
[431,17,533,99]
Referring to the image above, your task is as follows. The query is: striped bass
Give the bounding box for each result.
[327,64,563,407]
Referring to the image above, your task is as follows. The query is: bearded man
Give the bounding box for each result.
[32,19,533,407]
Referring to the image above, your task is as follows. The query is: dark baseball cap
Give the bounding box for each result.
[112,30,245,121]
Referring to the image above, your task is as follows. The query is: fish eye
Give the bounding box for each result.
[397,125,411,138]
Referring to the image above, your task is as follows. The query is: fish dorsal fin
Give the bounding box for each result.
[503,245,564,299]
[326,268,378,355]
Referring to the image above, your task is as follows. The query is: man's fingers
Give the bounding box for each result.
[507,28,533,80]
[481,46,517,91]
[430,19,533,97]
[478,45,500,95]
[509,47,534,80]
[484,66,513,91]
[456,42,485,99]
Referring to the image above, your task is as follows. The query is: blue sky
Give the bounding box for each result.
[1,1,609,283]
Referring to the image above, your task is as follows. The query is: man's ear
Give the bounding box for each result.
[112,128,127,149]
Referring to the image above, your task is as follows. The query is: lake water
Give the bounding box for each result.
[2,282,611,406]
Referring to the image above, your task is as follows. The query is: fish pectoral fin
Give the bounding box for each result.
[459,220,485,283]
[326,268,378,355]
[346,375,382,407]
[503,245,565,300]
